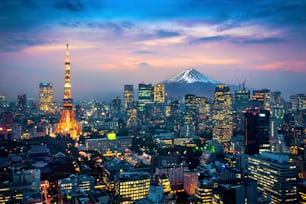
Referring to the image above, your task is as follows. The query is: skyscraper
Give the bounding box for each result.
[234,89,250,112]
[248,152,299,203]
[123,84,134,111]
[271,91,285,119]
[212,85,233,144]
[137,83,153,120]
[55,43,81,140]
[184,94,197,136]
[195,180,213,204]
[170,100,181,135]
[17,94,26,110]
[290,93,306,112]
[244,108,270,155]
[39,82,53,112]
[196,96,210,135]
[153,83,165,103]
[233,88,250,133]
[251,89,271,111]
[111,96,122,118]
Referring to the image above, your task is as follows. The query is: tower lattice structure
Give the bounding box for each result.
[55,43,81,140]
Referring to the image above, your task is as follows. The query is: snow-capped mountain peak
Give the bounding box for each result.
[166,68,219,84]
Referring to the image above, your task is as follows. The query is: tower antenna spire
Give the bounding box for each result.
[55,42,81,140]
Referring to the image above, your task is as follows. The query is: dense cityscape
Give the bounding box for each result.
[0,42,305,204]
[1,1,306,204]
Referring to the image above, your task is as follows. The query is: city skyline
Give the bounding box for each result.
[1,1,306,101]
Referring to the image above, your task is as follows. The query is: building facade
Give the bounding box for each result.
[39,82,53,112]
[248,152,299,203]
[244,108,270,155]
[123,84,134,111]
[114,172,150,204]
[212,85,233,145]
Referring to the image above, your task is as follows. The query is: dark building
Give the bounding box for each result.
[17,94,27,110]
[184,94,197,136]
[169,100,181,135]
[111,96,122,119]
[233,88,251,133]
[213,182,257,204]
[244,108,270,155]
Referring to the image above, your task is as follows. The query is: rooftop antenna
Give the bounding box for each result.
[242,79,247,90]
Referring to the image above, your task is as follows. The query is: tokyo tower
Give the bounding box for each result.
[55,43,81,140]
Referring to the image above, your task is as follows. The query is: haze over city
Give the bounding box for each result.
[1,0,306,101]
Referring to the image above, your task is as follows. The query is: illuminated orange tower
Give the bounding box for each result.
[56,43,81,140]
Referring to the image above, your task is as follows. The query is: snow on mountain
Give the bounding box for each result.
[166,68,220,84]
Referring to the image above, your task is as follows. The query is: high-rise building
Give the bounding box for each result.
[126,108,137,128]
[271,91,285,119]
[233,88,251,134]
[290,93,306,112]
[169,100,181,135]
[114,172,150,204]
[146,102,166,129]
[39,82,53,112]
[196,96,210,135]
[123,84,134,111]
[184,94,197,136]
[137,83,153,120]
[195,180,213,204]
[212,85,233,144]
[251,89,271,111]
[248,152,299,203]
[17,94,27,110]
[153,83,165,103]
[55,43,81,140]
[184,171,198,195]
[111,96,122,118]
[234,88,250,112]
[244,108,270,155]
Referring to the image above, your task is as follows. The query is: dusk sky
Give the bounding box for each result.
[1,0,306,102]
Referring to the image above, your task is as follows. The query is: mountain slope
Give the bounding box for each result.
[166,68,220,84]
[164,68,229,98]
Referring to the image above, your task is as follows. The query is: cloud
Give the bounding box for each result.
[136,36,186,46]
[234,37,286,44]
[60,20,134,35]
[156,30,181,38]
[138,62,151,69]
[189,36,225,44]
[0,34,54,52]
[132,50,156,55]
[256,61,306,73]
[54,0,85,12]
[189,35,286,45]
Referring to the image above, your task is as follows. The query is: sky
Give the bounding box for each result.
[0,0,306,102]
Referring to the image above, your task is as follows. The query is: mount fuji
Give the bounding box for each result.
[163,68,228,98]
[166,68,220,84]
